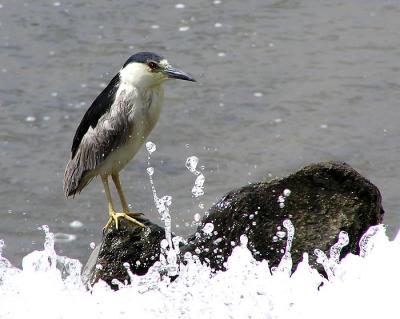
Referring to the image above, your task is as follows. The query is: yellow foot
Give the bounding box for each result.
[103,211,145,231]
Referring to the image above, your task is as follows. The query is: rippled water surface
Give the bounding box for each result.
[1,0,400,265]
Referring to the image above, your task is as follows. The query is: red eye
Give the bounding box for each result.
[148,61,157,70]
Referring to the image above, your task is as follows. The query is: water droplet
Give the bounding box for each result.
[194,213,201,222]
[276,231,286,239]
[89,242,96,249]
[186,156,199,173]
[202,223,214,235]
[151,24,159,29]
[192,174,205,197]
[240,234,248,246]
[175,3,185,8]
[253,92,263,97]
[179,26,190,32]
[146,141,156,153]
[283,189,291,197]
[160,239,169,249]
[147,167,154,176]
[215,22,222,28]
[217,52,226,57]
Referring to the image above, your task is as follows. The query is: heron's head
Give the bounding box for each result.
[119,52,196,88]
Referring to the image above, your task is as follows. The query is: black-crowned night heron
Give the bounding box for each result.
[64,52,195,230]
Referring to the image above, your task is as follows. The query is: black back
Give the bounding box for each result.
[71,73,120,158]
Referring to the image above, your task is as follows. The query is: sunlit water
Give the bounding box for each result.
[0,222,398,319]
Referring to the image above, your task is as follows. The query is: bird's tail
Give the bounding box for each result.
[63,154,93,197]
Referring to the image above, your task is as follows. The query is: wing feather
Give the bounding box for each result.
[71,73,120,158]
[64,80,135,197]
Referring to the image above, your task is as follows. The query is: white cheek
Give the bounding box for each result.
[120,63,156,88]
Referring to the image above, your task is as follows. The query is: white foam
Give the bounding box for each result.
[0,222,398,318]
[1,222,398,318]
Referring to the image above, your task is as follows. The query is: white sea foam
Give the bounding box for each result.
[0,222,398,319]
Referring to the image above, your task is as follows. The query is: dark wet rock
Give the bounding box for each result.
[82,217,167,289]
[182,161,384,273]
[83,161,384,286]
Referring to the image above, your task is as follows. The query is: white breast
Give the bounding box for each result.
[98,83,164,176]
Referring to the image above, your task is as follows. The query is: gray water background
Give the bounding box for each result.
[1,0,400,266]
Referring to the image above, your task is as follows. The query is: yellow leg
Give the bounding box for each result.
[111,173,130,213]
[101,175,119,231]
[111,173,145,228]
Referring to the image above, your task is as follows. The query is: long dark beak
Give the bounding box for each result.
[164,65,196,82]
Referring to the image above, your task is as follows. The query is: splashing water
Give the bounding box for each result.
[271,219,294,275]
[185,156,205,198]
[314,230,350,280]
[277,188,291,208]
[0,222,399,318]
[146,141,180,276]
[359,224,385,258]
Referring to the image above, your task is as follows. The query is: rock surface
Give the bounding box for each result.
[83,161,384,287]
[182,161,384,273]
[82,218,167,289]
